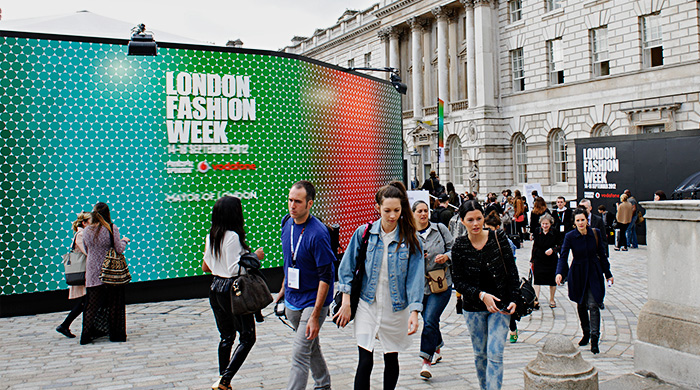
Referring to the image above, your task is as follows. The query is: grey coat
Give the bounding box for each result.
[418,222,454,295]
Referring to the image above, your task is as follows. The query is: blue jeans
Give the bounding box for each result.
[464,311,510,390]
[419,287,452,361]
[626,214,638,248]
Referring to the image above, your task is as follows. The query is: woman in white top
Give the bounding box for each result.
[56,212,91,338]
[202,196,264,390]
[334,181,424,389]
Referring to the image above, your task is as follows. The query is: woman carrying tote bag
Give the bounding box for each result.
[56,212,91,338]
[202,196,265,390]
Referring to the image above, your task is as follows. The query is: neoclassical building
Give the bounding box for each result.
[283,0,700,200]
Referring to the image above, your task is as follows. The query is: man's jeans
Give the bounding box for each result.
[626,213,638,248]
[286,306,331,390]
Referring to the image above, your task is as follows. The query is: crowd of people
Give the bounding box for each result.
[56,176,663,390]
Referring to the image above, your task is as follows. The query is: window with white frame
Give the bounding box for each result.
[550,129,567,183]
[642,13,663,67]
[546,0,563,12]
[364,53,372,68]
[547,38,564,85]
[347,58,355,68]
[511,48,525,92]
[449,137,463,183]
[513,133,527,183]
[592,123,612,137]
[509,0,522,23]
[591,27,610,76]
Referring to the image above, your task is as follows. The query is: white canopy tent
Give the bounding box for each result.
[0,10,210,45]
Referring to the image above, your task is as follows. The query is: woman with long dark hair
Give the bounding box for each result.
[452,200,520,390]
[202,196,264,390]
[411,200,453,379]
[334,181,424,390]
[556,208,613,354]
[81,202,130,344]
[529,197,551,239]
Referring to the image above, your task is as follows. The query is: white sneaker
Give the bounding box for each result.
[420,363,432,379]
[431,352,442,365]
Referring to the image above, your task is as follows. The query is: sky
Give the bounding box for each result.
[0,0,379,50]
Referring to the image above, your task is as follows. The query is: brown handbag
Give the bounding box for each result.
[426,268,448,294]
[99,224,131,285]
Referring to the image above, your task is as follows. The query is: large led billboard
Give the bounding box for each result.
[0,32,403,296]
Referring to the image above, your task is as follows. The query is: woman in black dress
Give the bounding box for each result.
[531,213,559,308]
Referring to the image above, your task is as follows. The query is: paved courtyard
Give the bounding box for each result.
[0,242,659,389]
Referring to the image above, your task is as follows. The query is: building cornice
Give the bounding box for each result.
[301,20,382,56]
[374,0,422,19]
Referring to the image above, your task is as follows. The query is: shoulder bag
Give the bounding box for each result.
[331,222,372,325]
[99,224,132,285]
[230,252,273,315]
[63,232,86,285]
[425,225,449,294]
[495,230,536,320]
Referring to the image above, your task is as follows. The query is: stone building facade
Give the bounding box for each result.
[283,0,700,201]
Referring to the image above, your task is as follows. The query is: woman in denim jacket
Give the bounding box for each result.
[412,200,454,380]
[334,181,424,390]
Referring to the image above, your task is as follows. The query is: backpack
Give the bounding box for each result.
[282,215,340,260]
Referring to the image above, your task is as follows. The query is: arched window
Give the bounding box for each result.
[512,133,527,183]
[550,129,567,183]
[448,136,463,183]
[591,123,612,137]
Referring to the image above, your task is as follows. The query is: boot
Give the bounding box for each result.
[579,332,590,346]
[591,335,599,354]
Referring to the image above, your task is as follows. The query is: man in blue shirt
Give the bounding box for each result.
[276,180,335,390]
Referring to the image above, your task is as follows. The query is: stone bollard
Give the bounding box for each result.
[524,335,598,389]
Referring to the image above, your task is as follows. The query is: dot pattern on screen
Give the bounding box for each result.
[0,36,402,295]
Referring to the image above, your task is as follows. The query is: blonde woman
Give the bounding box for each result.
[56,212,91,338]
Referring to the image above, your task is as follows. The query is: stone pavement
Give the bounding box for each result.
[0,242,685,389]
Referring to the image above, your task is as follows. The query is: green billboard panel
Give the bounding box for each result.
[0,33,403,296]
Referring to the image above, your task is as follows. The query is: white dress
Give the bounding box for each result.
[354,226,411,353]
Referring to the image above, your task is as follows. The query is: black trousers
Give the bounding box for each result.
[209,277,256,384]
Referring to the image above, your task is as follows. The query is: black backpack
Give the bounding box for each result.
[282,215,340,260]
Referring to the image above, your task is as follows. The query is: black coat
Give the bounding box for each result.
[556,227,612,305]
[590,214,609,256]
[452,230,521,311]
[530,228,560,285]
[553,208,574,235]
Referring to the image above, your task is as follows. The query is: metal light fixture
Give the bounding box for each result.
[349,67,407,95]
[410,148,421,189]
[128,24,157,56]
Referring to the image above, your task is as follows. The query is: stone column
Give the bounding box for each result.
[635,200,700,389]
[378,28,391,70]
[407,17,425,119]
[422,20,433,112]
[461,0,476,107]
[388,27,401,72]
[448,13,459,103]
[432,6,450,108]
[474,0,495,108]
[524,335,598,389]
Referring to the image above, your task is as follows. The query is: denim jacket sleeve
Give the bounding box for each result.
[337,224,365,294]
[406,238,425,313]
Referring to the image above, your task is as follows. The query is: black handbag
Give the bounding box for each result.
[331,222,372,325]
[230,253,273,315]
[495,231,536,319]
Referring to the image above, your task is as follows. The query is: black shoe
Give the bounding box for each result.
[579,333,590,346]
[591,336,599,354]
[56,325,76,338]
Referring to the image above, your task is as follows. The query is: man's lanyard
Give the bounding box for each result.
[290,219,308,268]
